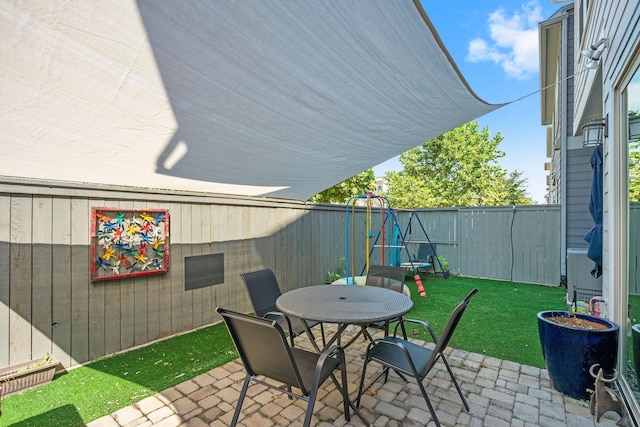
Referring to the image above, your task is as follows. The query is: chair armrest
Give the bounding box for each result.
[263,311,294,335]
[318,345,344,365]
[392,318,438,342]
[366,338,422,376]
[312,345,344,387]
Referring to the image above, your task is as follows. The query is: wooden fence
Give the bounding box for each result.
[0,179,560,369]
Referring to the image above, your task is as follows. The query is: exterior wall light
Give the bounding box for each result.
[582,115,608,147]
[581,38,609,69]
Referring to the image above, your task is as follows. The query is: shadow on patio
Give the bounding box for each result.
[88,324,621,427]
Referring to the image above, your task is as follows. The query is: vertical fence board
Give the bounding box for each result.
[169,201,183,334]
[181,204,193,331]
[32,196,53,359]
[210,204,222,311]
[119,200,135,350]
[132,201,149,346]
[274,207,286,289]
[200,203,213,325]
[190,203,203,328]
[0,195,11,366]
[88,199,106,361]
[103,278,121,356]
[70,198,89,365]
[216,204,229,312]
[228,205,241,310]
[51,198,72,367]
[145,201,162,343]
[298,210,309,286]
[102,202,121,356]
[155,266,172,340]
[9,196,33,364]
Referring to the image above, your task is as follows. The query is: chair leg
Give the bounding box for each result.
[319,323,326,347]
[356,358,388,408]
[303,360,355,427]
[416,378,441,427]
[329,371,372,426]
[355,357,369,408]
[340,356,350,422]
[382,322,391,383]
[439,353,469,411]
[399,318,408,340]
[302,391,318,427]
[230,375,251,427]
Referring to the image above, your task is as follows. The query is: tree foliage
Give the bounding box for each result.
[630,112,640,202]
[630,140,640,202]
[309,168,376,204]
[385,121,532,208]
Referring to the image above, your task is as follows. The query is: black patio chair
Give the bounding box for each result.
[240,269,325,347]
[365,264,408,338]
[356,288,479,427]
[216,307,371,427]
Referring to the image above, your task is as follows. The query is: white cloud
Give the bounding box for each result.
[467,1,542,80]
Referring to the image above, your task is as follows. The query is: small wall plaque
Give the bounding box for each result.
[185,253,224,290]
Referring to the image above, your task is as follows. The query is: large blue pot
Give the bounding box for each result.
[537,310,618,400]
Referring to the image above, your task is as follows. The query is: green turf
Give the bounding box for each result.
[403,275,567,368]
[1,276,566,426]
[0,324,237,427]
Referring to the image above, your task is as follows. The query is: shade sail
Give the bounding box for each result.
[0,0,502,200]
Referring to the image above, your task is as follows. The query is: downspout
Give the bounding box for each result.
[560,11,569,283]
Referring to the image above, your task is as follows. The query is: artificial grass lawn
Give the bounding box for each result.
[1,324,236,427]
[2,276,567,426]
[404,275,567,368]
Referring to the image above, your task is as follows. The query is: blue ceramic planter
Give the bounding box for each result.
[537,310,618,400]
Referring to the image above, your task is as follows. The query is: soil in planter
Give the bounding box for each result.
[547,316,608,330]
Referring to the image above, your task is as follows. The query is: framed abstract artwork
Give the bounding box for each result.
[90,208,169,281]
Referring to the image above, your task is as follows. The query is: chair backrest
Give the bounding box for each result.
[240,269,282,317]
[415,243,436,262]
[216,307,308,393]
[424,288,479,374]
[365,264,406,293]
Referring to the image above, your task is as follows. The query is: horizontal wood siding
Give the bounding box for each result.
[0,180,561,369]
[567,147,598,248]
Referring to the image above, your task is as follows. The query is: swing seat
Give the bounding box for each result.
[331,276,367,285]
[400,261,432,270]
[401,243,435,271]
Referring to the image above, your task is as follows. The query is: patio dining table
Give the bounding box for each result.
[276,284,413,352]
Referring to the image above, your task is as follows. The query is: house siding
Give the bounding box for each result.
[566,147,598,249]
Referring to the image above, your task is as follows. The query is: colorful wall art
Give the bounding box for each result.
[90,208,169,281]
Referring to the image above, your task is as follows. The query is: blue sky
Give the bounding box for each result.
[373,0,569,203]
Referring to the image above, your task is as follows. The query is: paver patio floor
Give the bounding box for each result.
[88,324,622,427]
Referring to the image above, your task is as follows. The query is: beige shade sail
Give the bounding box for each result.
[0,0,503,200]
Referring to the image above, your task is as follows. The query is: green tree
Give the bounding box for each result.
[630,140,640,202]
[385,121,532,208]
[630,111,640,202]
[309,168,376,204]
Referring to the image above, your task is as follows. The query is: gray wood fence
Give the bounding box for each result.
[0,179,561,369]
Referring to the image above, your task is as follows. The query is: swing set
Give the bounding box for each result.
[344,192,443,297]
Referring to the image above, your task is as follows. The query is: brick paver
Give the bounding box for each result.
[94,325,623,426]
